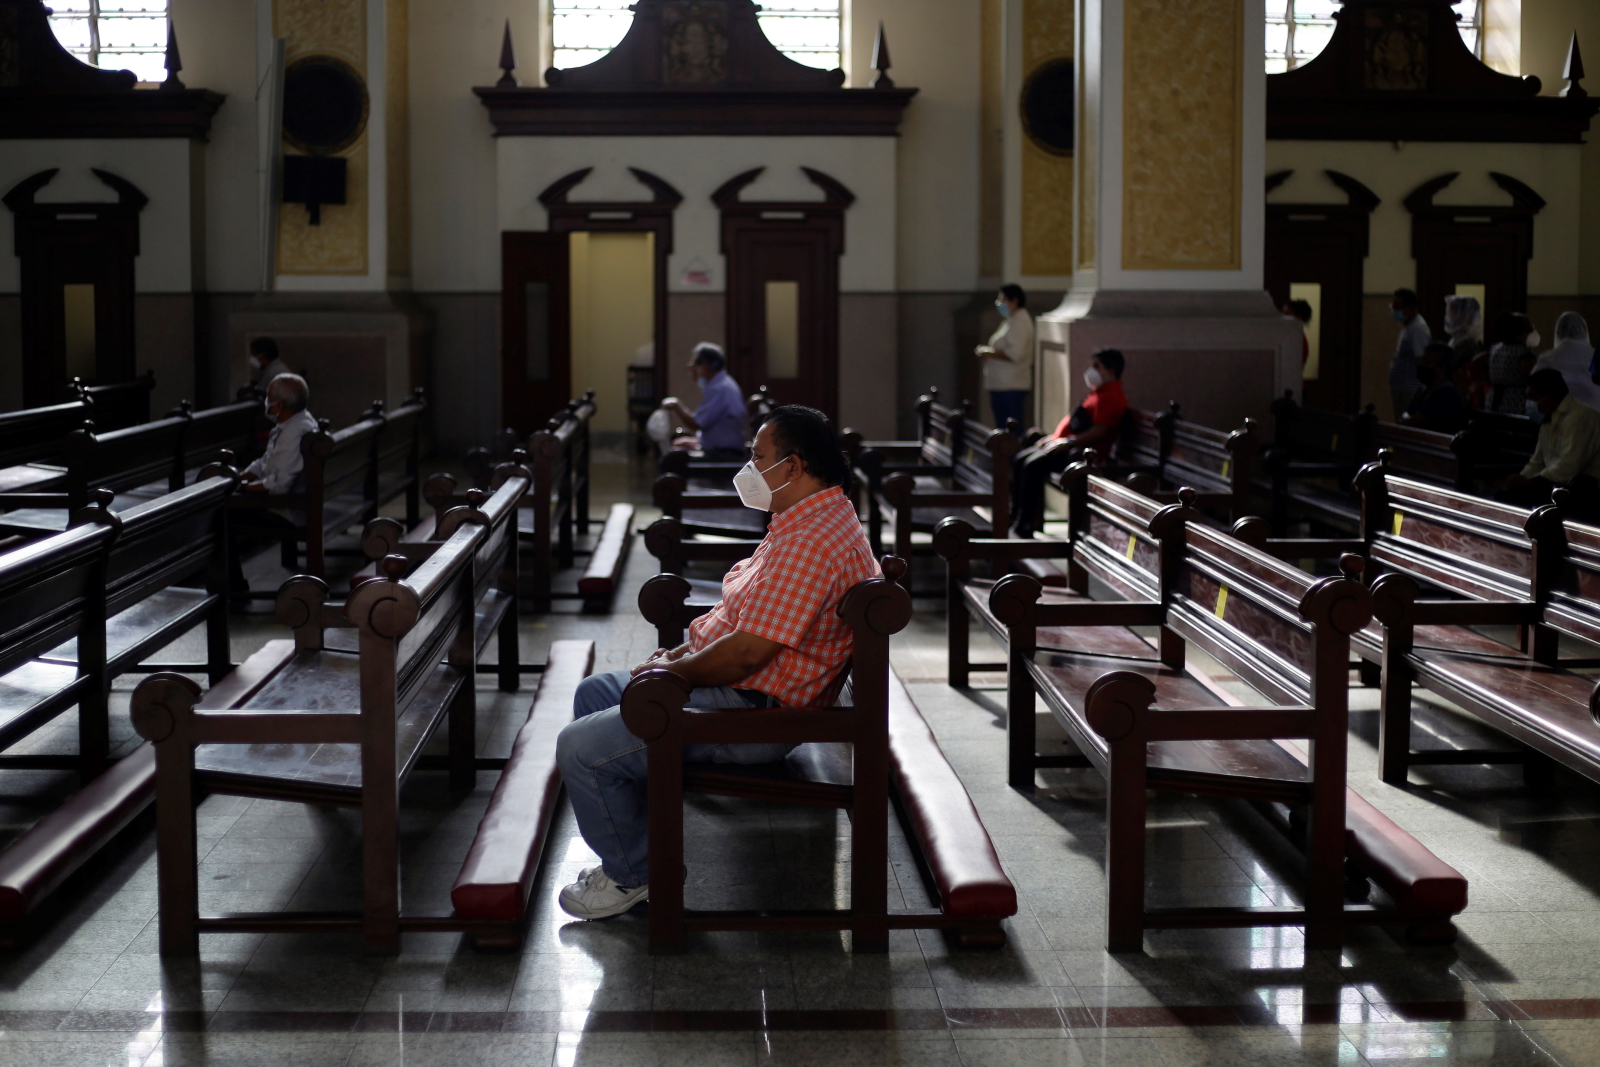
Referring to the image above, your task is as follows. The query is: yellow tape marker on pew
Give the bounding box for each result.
[1215,585,1228,618]
[1221,460,1231,479]
[1126,534,1137,560]
[1330,434,1339,451]
[1392,511,1404,536]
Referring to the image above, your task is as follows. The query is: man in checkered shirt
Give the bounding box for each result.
[556,406,880,920]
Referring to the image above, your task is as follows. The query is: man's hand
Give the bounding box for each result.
[244,481,269,493]
[1503,473,1528,491]
[240,470,259,482]
[974,345,995,360]
[632,644,689,677]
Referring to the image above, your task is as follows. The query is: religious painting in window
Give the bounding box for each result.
[47,0,167,84]
[663,2,729,84]
[550,0,840,75]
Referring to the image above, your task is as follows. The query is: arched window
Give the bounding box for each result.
[550,0,841,73]
[48,1,169,85]
[1265,0,1484,73]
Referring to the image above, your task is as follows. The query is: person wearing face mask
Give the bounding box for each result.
[1473,312,1538,415]
[1499,368,1600,517]
[554,406,879,921]
[1007,348,1128,538]
[1442,294,1483,391]
[228,373,318,601]
[657,343,747,460]
[247,337,291,396]
[1532,312,1599,412]
[975,284,1035,433]
[1401,343,1467,434]
[1388,288,1432,421]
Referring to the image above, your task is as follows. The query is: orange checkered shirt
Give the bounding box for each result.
[688,485,880,707]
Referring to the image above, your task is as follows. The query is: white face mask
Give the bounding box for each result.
[1527,330,1542,348]
[1084,367,1104,390]
[248,355,262,371]
[733,457,791,512]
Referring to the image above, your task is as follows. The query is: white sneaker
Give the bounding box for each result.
[559,867,649,920]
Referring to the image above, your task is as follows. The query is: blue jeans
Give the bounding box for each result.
[554,670,795,888]
[989,390,1028,433]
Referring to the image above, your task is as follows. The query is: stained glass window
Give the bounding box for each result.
[49,1,169,85]
[550,0,841,73]
[1265,0,1484,72]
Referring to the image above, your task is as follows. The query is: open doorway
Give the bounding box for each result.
[570,231,654,442]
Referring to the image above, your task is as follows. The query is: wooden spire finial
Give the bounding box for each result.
[497,20,518,88]
[871,22,894,89]
[161,21,185,91]
[1563,32,1587,99]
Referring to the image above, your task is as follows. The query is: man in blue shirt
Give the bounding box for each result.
[660,343,747,460]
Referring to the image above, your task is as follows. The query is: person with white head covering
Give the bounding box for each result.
[1533,312,1598,412]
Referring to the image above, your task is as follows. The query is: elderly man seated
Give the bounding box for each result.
[657,343,747,461]
[228,373,318,602]
[555,405,879,920]
[1500,367,1600,519]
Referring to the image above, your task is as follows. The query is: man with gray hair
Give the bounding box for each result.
[230,372,317,599]
[1533,312,1598,411]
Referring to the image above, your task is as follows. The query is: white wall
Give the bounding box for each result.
[496,136,899,293]
[0,140,195,293]
[853,0,982,293]
[410,0,531,294]
[1266,140,1585,296]
[172,0,260,292]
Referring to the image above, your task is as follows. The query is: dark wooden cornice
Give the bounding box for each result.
[1266,0,1598,142]
[474,86,915,137]
[0,89,225,141]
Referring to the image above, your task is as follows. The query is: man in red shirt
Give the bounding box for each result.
[1009,348,1128,537]
[555,406,880,921]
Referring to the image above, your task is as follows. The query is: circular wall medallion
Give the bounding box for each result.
[282,54,370,155]
[1020,57,1075,156]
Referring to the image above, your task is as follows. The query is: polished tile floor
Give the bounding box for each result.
[3,456,1600,1064]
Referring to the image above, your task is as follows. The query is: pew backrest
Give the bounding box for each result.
[76,475,236,619]
[0,523,114,673]
[1109,407,1169,470]
[1367,422,1465,489]
[0,400,90,470]
[1355,455,1547,602]
[1165,415,1257,515]
[306,414,384,507]
[74,372,154,432]
[176,401,260,484]
[66,416,190,511]
[1170,524,1370,708]
[1269,392,1374,472]
[1061,465,1177,602]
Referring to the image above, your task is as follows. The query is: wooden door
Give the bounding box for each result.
[726,228,838,416]
[501,231,571,436]
[1264,171,1377,415]
[1406,172,1542,344]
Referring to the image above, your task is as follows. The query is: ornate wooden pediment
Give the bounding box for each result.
[475,1,915,137]
[1267,0,1597,143]
[0,0,222,140]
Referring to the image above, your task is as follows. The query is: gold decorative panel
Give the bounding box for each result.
[1021,0,1074,276]
[1121,0,1242,271]
[1022,141,1075,276]
[1076,54,1096,271]
[274,0,369,276]
[386,0,410,279]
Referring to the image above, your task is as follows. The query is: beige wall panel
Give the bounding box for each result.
[839,293,899,439]
[666,292,725,402]
[1121,0,1242,270]
[274,0,369,276]
[1023,0,1073,66]
[1265,141,1583,296]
